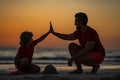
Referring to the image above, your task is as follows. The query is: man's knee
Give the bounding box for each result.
[68,42,77,49]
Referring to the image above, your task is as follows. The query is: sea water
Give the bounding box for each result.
[0,47,120,65]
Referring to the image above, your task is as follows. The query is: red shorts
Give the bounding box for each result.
[89,52,105,64]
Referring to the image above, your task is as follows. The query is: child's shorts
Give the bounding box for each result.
[90,52,105,64]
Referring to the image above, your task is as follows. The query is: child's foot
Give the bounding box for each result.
[69,69,83,74]
[91,64,100,74]
[10,70,22,75]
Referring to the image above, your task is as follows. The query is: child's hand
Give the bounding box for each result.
[49,22,54,34]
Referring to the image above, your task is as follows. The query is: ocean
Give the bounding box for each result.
[0,47,120,65]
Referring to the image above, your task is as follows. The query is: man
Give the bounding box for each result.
[50,12,105,74]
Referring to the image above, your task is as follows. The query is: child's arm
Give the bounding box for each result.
[36,31,50,42]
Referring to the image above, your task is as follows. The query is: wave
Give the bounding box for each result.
[0,47,120,64]
[0,56,120,62]
[0,56,68,61]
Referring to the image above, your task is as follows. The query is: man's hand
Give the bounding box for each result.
[50,22,54,34]
[68,58,74,66]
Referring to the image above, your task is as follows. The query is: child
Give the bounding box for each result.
[13,30,50,74]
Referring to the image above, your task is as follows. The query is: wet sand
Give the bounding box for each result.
[0,64,120,80]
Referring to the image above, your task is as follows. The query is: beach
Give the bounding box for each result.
[0,64,120,80]
[0,48,120,80]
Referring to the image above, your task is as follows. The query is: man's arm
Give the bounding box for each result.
[53,32,76,40]
[73,41,95,58]
[50,22,76,40]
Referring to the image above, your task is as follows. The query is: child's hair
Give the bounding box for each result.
[19,31,33,46]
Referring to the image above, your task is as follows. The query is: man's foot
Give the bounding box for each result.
[69,69,83,74]
[91,64,100,74]
[10,70,22,75]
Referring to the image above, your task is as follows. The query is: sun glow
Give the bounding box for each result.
[0,0,120,50]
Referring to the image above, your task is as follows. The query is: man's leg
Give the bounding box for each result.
[68,42,83,73]
[80,55,100,74]
[91,64,100,73]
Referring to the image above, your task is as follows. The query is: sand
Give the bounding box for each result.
[0,64,120,80]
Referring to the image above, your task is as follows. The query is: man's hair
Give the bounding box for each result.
[75,12,88,25]
[19,31,33,46]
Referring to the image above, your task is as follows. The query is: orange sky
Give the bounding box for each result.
[0,0,120,50]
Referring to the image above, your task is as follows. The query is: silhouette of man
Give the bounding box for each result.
[50,12,105,74]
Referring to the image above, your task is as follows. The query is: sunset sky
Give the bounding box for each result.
[0,0,120,50]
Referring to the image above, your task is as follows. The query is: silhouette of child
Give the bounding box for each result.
[13,30,50,74]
